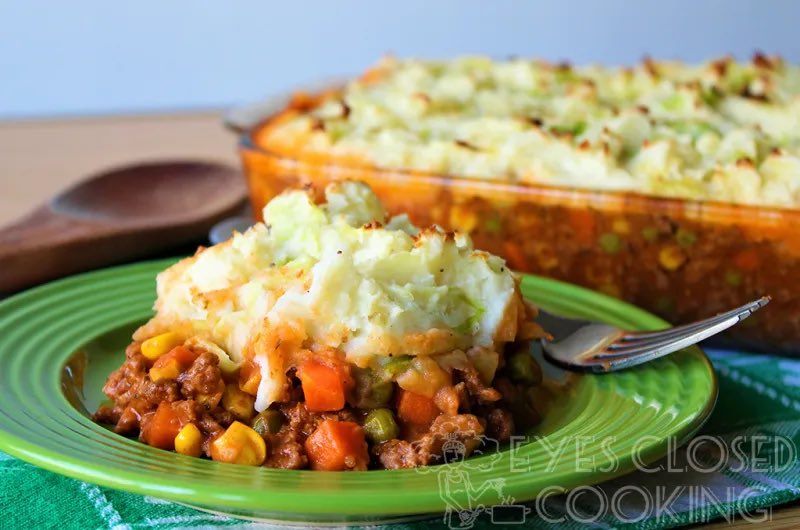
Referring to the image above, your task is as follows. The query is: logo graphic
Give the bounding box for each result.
[414,431,794,527]
[419,434,531,529]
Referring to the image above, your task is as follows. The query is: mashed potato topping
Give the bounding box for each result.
[134,182,534,410]
[257,54,800,207]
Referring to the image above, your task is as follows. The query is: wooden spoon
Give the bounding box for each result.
[0,160,247,293]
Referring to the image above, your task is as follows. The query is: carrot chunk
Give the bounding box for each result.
[149,355,181,382]
[169,345,200,366]
[149,346,200,382]
[503,241,528,271]
[733,249,760,272]
[567,209,596,246]
[142,402,182,450]
[298,361,346,412]
[305,419,368,471]
[397,389,441,426]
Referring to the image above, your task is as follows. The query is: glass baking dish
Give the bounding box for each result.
[238,116,798,354]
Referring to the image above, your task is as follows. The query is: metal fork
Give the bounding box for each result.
[540,297,770,372]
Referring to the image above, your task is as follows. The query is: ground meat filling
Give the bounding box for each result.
[178,352,225,404]
[94,342,540,470]
[456,365,503,404]
[94,346,230,449]
[263,431,307,469]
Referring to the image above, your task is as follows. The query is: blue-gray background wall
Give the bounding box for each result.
[2,0,798,119]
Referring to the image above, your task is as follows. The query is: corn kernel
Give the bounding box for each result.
[240,376,260,396]
[724,269,743,288]
[532,242,559,270]
[612,219,631,234]
[141,332,183,361]
[210,421,266,466]
[149,356,181,382]
[174,423,203,457]
[397,357,450,399]
[239,360,261,396]
[222,383,256,422]
[658,245,687,271]
[641,226,659,242]
[449,204,479,234]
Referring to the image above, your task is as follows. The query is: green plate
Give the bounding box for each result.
[0,259,717,524]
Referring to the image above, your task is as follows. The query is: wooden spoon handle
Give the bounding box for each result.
[0,208,113,293]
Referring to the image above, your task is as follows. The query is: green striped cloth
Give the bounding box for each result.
[3,348,800,529]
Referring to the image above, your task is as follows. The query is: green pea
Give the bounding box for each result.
[367,381,394,407]
[675,228,697,248]
[363,408,400,443]
[507,351,542,385]
[351,367,395,408]
[724,270,743,288]
[599,233,622,254]
[641,227,659,242]
[484,215,502,235]
[251,410,283,435]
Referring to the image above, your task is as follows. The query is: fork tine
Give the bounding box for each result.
[589,315,742,371]
[594,316,738,360]
[542,296,770,373]
[593,297,768,360]
[614,296,770,345]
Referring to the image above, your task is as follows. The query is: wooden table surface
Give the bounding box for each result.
[0,113,798,529]
[0,112,239,226]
